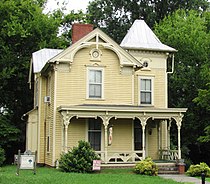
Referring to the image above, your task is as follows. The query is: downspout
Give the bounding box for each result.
[165,53,175,108]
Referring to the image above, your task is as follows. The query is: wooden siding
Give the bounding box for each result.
[108,119,133,152]
[56,47,133,106]
[38,77,47,164]
[45,72,54,166]
[68,118,86,148]
[146,121,159,159]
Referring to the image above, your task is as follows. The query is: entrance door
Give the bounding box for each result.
[88,118,102,151]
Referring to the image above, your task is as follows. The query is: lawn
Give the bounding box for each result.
[0,165,190,184]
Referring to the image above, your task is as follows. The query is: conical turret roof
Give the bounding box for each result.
[120,20,176,52]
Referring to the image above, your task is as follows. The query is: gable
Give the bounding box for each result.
[42,28,143,73]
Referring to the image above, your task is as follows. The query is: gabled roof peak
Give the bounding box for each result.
[120,20,176,52]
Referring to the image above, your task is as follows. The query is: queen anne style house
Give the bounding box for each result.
[26,20,187,167]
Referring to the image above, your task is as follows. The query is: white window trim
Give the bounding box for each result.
[86,67,104,100]
[138,76,154,106]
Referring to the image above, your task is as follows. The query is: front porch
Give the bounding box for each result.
[58,104,187,165]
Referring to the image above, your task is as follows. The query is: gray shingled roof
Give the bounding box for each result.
[120,20,176,52]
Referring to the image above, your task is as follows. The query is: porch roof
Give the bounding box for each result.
[58,104,187,123]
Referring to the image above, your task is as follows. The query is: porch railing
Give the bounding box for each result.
[159,149,178,161]
[96,151,143,163]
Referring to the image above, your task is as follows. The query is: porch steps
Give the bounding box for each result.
[156,163,179,174]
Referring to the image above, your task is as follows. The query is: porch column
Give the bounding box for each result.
[138,116,147,160]
[104,124,108,163]
[177,126,181,159]
[175,113,183,160]
[167,120,172,149]
[64,124,68,153]
[142,124,146,159]
[61,111,73,153]
[101,115,110,164]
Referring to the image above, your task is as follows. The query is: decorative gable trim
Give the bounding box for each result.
[41,28,143,74]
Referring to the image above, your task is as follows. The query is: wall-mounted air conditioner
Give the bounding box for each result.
[44,96,50,103]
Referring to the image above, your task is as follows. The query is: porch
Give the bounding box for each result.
[58,104,187,164]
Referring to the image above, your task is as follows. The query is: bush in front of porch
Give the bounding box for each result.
[134,157,158,176]
[59,140,100,173]
[186,162,210,177]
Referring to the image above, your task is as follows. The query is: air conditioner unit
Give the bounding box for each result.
[44,96,50,103]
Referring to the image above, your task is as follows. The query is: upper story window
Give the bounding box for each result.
[139,77,153,105]
[87,68,104,99]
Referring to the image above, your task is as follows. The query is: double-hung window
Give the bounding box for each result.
[88,68,103,99]
[140,77,153,105]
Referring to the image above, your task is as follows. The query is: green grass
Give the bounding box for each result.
[0,165,189,184]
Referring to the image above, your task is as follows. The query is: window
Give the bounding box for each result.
[47,136,50,152]
[140,77,153,105]
[88,119,101,151]
[134,120,142,150]
[88,68,103,99]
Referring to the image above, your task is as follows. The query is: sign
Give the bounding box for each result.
[92,160,101,171]
[20,155,35,169]
[16,150,37,176]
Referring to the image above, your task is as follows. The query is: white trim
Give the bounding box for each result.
[86,67,104,100]
[52,69,57,166]
[37,77,42,163]
[138,76,154,106]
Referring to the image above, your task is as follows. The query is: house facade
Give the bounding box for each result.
[26,20,187,167]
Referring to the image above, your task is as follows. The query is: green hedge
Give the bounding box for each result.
[186,162,210,177]
[59,140,100,173]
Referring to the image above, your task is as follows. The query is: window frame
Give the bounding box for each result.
[139,76,154,106]
[87,67,104,99]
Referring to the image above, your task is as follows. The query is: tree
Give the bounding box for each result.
[0,0,66,162]
[87,0,209,43]
[154,10,210,164]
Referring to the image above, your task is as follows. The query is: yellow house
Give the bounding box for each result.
[26,20,187,167]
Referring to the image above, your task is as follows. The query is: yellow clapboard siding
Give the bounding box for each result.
[108,119,133,152]
[56,48,133,106]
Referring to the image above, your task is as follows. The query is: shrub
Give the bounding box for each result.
[134,157,158,176]
[186,162,210,177]
[0,147,5,166]
[59,140,100,173]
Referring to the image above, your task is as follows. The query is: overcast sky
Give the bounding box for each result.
[44,0,92,13]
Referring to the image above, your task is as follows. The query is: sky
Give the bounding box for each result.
[44,0,92,13]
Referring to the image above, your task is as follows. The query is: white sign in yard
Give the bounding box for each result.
[16,150,37,176]
[20,155,35,169]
